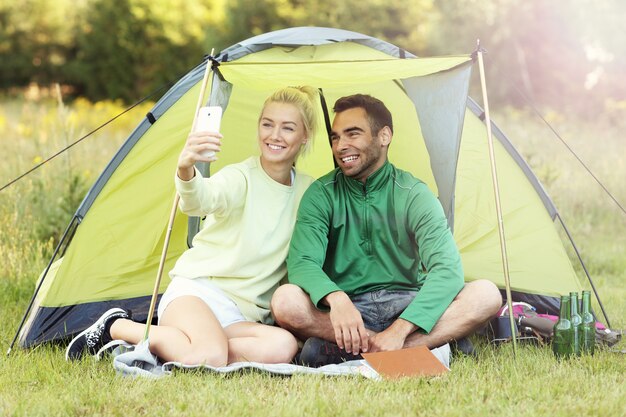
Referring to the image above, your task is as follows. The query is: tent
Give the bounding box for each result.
[15,27,597,348]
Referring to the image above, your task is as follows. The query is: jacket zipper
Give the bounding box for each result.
[363,184,371,254]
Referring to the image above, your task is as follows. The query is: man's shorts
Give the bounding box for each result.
[350,289,418,332]
[157,276,248,328]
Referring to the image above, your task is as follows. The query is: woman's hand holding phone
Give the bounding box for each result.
[177,106,223,180]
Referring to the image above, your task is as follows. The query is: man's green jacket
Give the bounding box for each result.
[287,161,464,333]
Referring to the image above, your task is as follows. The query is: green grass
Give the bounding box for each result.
[0,95,624,416]
[1,342,624,416]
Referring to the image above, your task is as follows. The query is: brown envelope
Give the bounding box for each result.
[361,345,449,379]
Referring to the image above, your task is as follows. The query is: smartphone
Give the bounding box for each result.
[195,106,223,158]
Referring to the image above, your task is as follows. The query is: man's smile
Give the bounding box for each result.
[341,155,359,163]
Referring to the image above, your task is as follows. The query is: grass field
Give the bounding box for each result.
[0,93,624,416]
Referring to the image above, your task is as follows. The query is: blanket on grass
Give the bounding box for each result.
[111,341,450,380]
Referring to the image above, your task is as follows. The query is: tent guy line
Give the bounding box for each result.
[512,84,626,216]
[0,81,174,194]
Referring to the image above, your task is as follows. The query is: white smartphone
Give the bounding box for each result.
[195,106,223,158]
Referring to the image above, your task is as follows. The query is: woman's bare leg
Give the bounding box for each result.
[110,295,229,366]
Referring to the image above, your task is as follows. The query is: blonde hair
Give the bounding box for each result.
[260,86,318,156]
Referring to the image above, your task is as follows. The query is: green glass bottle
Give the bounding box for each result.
[569,292,582,355]
[580,290,595,355]
[553,295,573,359]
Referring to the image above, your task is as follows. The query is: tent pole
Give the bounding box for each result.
[6,215,80,356]
[142,193,180,341]
[476,41,518,354]
[142,53,214,342]
[555,213,612,328]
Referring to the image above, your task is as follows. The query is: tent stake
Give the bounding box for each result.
[476,41,518,354]
[142,52,214,342]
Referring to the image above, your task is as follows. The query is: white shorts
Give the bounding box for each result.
[157,276,248,328]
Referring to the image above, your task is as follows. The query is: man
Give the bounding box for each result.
[271,94,502,366]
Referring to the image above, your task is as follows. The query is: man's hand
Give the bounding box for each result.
[368,319,417,352]
[324,291,369,354]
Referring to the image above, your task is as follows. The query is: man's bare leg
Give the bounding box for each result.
[403,279,502,349]
[271,284,368,366]
[270,284,337,342]
[272,280,502,351]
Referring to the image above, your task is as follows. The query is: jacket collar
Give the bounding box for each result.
[341,160,392,194]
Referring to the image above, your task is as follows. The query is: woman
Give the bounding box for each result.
[66,86,318,366]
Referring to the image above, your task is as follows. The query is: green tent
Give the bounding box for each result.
[16,27,594,348]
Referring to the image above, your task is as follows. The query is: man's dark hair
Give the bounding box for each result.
[333,94,393,135]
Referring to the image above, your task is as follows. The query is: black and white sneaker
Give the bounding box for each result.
[65,308,130,361]
[298,337,363,368]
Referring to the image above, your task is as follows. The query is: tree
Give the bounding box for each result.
[215,0,435,55]
[69,0,216,102]
[0,0,81,89]
[429,0,626,113]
